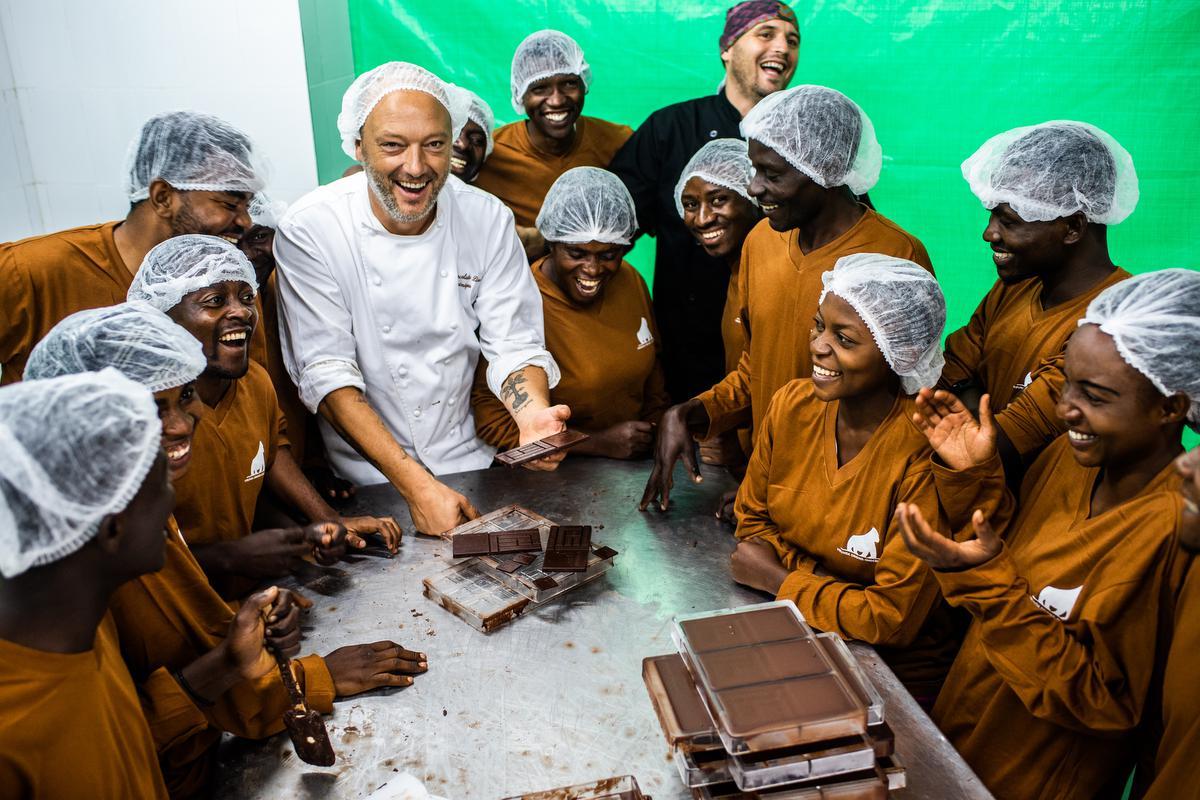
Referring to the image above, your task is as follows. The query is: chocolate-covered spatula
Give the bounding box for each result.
[275,650,336,766]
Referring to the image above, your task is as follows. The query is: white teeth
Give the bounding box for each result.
[166,443,190,460]
[761,203,779,212]
[397,179,428,190]
[701,230,723,241]
[812,365,841,378]
[220,234,240,244]
[993,251,1012,264]
[1068,430,1097,442]
[545,111,569,122]
[761,61,785,72]
[576,277,600,294]
[219,331,247,343]
[450,156,466,169]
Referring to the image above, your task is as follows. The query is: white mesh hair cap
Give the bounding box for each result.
[1079,268,1200,428]
[819,253,947,394]
[510,30,592,115]
[962,121,1138,225]
[536,167,638,246]
[248,193,287,229]
[459,87,496,158]
[338,62,470,159]
[0,369,161,578]
[25,302,206,393]
[740,85,882,195]
[125,111,265,203]
[674,138,758,218]
[128,234,258,313]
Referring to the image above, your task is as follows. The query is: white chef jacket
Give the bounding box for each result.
[273,173,559,483]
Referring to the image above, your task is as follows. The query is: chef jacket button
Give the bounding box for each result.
[372,275,382,286]
[440,270,448,277]
[381,325,391,334]
[448,397,456,406]
[450,323,458,330]
[709,129,718,138]
[398,366,408,377]
[413,409,422,418]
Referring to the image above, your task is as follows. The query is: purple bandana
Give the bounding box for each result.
[720,0,799,51]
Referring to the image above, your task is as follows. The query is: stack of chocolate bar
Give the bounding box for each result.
[642,601,904,798]
[422,505,618,633]
[501,774,648,800]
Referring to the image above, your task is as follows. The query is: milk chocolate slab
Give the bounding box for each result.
[494,430,590,467]
[680,605,810,653]
[716,672,866,749]
[542,525,593,572]
[642,654,721,751]
[815,633,885,726]
[697,638,829,691]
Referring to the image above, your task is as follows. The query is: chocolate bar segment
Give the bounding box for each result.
[451,532,492,558]
[542,525,593,572]
[532,576,559,590]
[451,529,542,558]
[494,430,589,467]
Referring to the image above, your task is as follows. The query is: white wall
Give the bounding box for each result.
[0,0,318,243]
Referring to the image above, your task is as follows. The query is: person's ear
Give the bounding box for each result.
[1160,392,1191,427]
[93,513,126,557]
[147,179,178,221]
[1062,212,1087,246]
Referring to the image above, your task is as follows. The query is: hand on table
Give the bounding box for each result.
[913,389,997,470]
[224,528,318,578]
[640,401,703,512]
[326,641,428,696]
[515,404,572,471]
[895,503,1001,570]
[729,540,789,595]
[586,421,655,460]
[408,477,479,536]
[340,515,403,553]
[307,521,351,565]
[714,489,739,525]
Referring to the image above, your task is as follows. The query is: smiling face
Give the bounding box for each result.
[545,241,625,306]
[747,139,825,232]
[681,177,762,261]
[357,90,452,234]
[1058,324,1183,469]
[809,293,893,402]
[451,119,488,183]
[155,382,202,482]
[159,187,253,241]
[722,19,799,100]
[237,224,276,285]
[522,74,585,143]
[169,281,257,381]
[982,202,1082,284]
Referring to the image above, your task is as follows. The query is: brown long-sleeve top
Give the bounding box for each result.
[930,440,1189,800]
[733,379,959,692]
[472,117,633,227]
[0,614,169,799]
[1143,559,1200,800]
[696,211,932,444]
[939,269,1129,458]
[108,516,334,798]
[472,258,670,450]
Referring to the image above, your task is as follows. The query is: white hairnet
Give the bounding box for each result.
[0,369,161,578]
[248,193,287,229]
[125,111,265,203]
[337,62,470,159]
[449,86,496,158]
[1079,268,1200,428]
[536,167,638,246]
[25,302,206,393]
[819,253,946,394]
[962,121,1138,225]
[510,30,592,115]
[740,85,881,195]
[674,138,758,218]
[128,234,258,313]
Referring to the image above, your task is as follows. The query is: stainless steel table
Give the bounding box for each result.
[215,458,992,800]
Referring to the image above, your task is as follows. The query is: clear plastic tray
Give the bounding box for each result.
[502,774,646,800]
[674,746,733,788]
[642,653,724,752]
[728,733,876,790]
[445,504,616,603]
[814,633,885,726]
[672,602,867,754]
[692,758,901,799]
[422,560,530,633]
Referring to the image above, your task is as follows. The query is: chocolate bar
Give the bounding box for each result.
[814,633,885,726]
[532,576,559,590]
[501,774,646,800]
[592,545,619,559]
[681,605,810,652]
[541,525,593,572]
[496,560,522,574]
[642,654,722,751]
[451,529,542,558]
[494,430,590,467]
[512,552,536,565]
[275,655,336,766]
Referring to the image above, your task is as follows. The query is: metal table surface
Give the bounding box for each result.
[215,458,992,800]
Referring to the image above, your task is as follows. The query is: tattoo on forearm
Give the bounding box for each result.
[500,372,531,413]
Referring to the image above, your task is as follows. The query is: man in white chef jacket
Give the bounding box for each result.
[274,62,569,536]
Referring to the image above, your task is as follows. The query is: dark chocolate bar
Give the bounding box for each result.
[494,430,590,467]
[451,532,492,558]
[532,576,559,590]
[541,525,593,572]
[452,530,542,558]
[496,560,522,574]
[592,545,619,559]
[513,552,536,565]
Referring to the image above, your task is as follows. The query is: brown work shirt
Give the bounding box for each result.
[473,117,633,227]
[109,516,334,798]
[0,614,168,799]
[697,211,932,442]
[174,361,287,549]
[930,441,1188,800]
[940,269,1130,458]
[735,380,958,693]
[472,258,670,449]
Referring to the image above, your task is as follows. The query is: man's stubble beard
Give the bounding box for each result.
[365,161,448,224]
